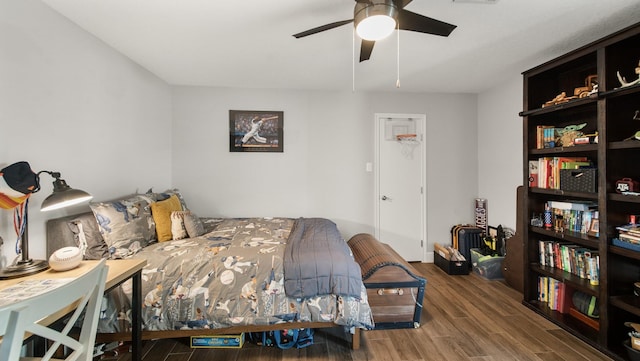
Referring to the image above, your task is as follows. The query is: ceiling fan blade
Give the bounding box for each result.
[392,0,413,8]
[397,9,457,36]
[293,19,354,38]
[359,40,375,62]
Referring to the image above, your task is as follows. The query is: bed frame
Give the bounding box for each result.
[46,213,362,350]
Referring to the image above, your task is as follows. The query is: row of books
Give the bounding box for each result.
[546,200,598,234]
[536,125,556,149]
[529,157,592,189]
[616,224,640,245]
[538,240,600,285]
[538,276,574,313]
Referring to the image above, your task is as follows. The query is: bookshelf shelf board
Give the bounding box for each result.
[610,295,640,317]
[609,193,640,203]
[608,141,640,150]
[519,97,598,117]
[523,300,600,344]
[609,245,640,260]
[530,227,599,248]
[529,187,599,200]
[531,264,599,296]
[599,83,640,98]
[529,144,599,155]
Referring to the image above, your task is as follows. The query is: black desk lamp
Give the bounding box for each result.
[0,169,92,279]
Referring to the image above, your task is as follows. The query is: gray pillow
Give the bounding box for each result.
[67,213,108,260]
[183,212,205,238]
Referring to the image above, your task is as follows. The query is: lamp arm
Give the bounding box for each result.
[34,170,62,194]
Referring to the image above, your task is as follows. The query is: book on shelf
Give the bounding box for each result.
[545,201,597,234]
[557,282,574,314]
[536,125,555,149]
[548,200,597,212]
[535,157,591,190]
[528,161,539,188]
[537,240,600,283]
[537,276,574,314]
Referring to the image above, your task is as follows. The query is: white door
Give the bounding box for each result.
[375,114,426,262]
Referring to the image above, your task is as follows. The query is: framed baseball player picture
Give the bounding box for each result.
[229,110,284,152]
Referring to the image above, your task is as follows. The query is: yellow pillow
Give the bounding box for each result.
[151,194,183,242]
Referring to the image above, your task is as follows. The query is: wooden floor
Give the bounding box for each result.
[105,263,613,361]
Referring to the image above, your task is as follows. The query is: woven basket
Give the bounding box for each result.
[560,168,597,193]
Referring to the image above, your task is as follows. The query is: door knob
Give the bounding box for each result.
[381,195,391,201]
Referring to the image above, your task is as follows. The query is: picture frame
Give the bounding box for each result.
[588,218,600,237]
[229,110,283,152]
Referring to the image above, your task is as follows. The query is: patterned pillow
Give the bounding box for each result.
[67,213,109,260]
[89,195,156,257]
[150,194,183,242]
[170,211,189,240]
[146,188,188,210]
[183,212,205,238]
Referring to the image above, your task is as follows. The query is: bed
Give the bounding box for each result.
[45,190,373,350]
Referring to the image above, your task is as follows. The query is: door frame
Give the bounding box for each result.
[374,113,427,262]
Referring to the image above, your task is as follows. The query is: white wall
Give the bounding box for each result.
[172,87,479,260]
[0,0,172,266]
[476,76,524,231]
[0,0,496,268]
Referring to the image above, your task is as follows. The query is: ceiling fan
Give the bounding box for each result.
[293,0,457,62]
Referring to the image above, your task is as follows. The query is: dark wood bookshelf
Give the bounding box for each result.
[521,22,640,361]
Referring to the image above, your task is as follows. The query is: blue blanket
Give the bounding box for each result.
[283,218,363,299]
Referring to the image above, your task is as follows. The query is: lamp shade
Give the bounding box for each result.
[354,0,397,41]
[40,177,92,212]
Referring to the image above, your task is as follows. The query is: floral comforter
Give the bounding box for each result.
[101,217,374,332]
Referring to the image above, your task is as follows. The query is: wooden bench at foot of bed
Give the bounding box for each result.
[348,233,427,330]
[95,322,361,350]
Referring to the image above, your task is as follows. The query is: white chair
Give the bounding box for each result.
[0,260,108,361]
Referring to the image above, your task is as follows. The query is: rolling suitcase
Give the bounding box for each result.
[450,224,484,267]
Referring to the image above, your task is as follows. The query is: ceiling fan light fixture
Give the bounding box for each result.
[354,1,398,41]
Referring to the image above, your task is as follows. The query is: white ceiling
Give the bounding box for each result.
[42,0,640,93]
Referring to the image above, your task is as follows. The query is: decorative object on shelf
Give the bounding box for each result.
[624,131,640,141]
[623,339,640,361]
[623,111,640,141]
[544,204,552,229]
[542,92,571,107]
[625,322,640,355]
[530,213,543,228]
[574,132,598,145]
[0,162,92,279]
[229,110,284,153]
[572,291,599,318]
[616,178,640,193]
[556,123,587,147]
[573,74,598,98]
[558,130,582,146]
[559,168,597,193]
[542,75,599,108]
[634,282,640,297]
[616,60,640,88]
[588,216,600,238]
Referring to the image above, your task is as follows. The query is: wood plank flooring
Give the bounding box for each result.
[104,263,613,361]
